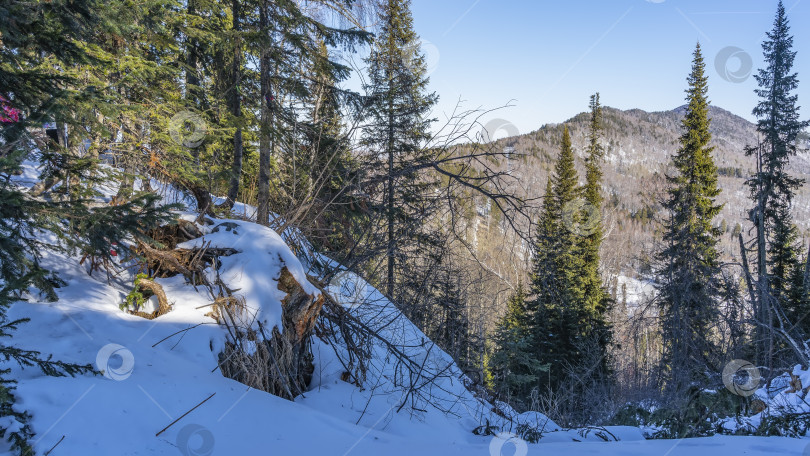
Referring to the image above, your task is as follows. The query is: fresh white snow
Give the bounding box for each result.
[3,164,810,454]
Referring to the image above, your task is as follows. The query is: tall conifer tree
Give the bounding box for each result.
[363,0,437,299]
[487,284,547,404]
[656,44,723,393]
[582,94,605,300]
[746,1,809,365]
[531,127,586,393]
[581,93,612,343]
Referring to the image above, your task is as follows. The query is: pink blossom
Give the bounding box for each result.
[0,95,20,123]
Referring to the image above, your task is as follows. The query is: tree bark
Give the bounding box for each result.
[256,0,272,226]
[386,57,395,299]
[225,0,243,209]
[754,144,772,371]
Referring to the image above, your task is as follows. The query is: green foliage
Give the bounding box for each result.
[617,392,810,439]
[745,0,809,366]
[717,166,744,178]
[748,0,809,216]
[486,284,549,404]
[531,126,611,398]
[515,422,544,443]
[649,389,741,439]
[655,44,723,392]
[755,412,810,437]
[122,273,151,312]
[609,403,652,427]
[489,119,612,415]
[362,0,439,299]
[0,2,178,452]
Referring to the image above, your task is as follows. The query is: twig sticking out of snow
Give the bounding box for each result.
[155,393,216,437]
[44,435,65,456]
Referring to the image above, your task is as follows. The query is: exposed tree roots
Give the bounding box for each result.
[127,278,171,320]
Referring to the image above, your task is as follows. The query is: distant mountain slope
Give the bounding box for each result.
[488,105,810,277]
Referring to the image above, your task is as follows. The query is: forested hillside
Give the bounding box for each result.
[462,105,810,284]
[3,0,810,454]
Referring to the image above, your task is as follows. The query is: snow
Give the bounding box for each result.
[3,171,810,453]
[176,218,318,339]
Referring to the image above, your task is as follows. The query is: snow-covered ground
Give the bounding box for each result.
[3,165,810,454]
[4,219,806,455]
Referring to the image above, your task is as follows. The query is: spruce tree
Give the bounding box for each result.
[656,43,723,393]
[745,1,809,364]
[582,94,605,289]
[431,260,470,368]
[487,284,548,405]
[245,1,369,225]
[785,251,810,337]
[580,93,612,367]
[362,0,438,299]
[488,178,557,407]
[1,2,176,453]
[530,127,588,395]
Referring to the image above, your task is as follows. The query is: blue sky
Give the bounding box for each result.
[405,0,810,136]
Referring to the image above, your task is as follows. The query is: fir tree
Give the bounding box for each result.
[580,93,612,371]
[251,0,368,225]
[746,0,810,365]
[530,126,594,395]
[785,250,810,337]
[431,260,470,368]
[362,0,438,299]
[0,2,176,453]
[487,284,547,405]
[656,43,723,393]
[770,206,801,304]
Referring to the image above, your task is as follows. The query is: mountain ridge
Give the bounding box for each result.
[479,103,810,277]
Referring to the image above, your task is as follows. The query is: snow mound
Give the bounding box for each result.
[720,364,810,433]
[177,218,318,335]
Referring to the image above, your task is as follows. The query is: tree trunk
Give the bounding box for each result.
[186,0,201,165]
[217,267,323,400]
[386,67,395,299]
[804,243,810,296]
[755,144,771,371]
[256,0,271,226]
[225,0,243,209]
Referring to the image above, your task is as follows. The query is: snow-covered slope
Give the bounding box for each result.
[4,189,810,454]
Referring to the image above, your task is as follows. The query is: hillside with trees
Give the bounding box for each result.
[1,0,810,454]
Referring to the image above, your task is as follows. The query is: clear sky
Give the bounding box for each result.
[404,0,810,137]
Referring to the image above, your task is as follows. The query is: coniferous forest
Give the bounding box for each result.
[1,1,810,454]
